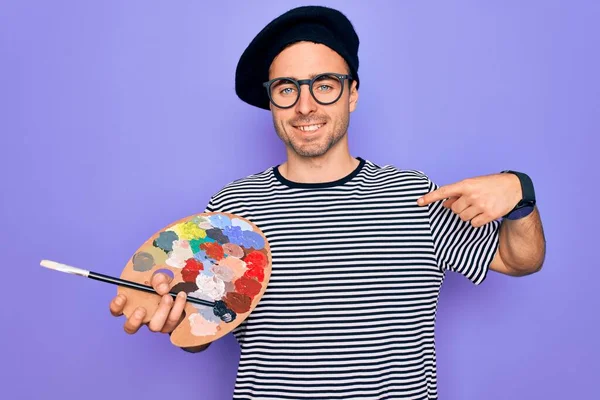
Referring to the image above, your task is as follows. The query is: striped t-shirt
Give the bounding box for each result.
[205,157,500,400]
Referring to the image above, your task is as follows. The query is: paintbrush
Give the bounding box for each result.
[39,259,236,322]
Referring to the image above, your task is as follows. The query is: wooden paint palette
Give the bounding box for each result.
[118,212,271,347]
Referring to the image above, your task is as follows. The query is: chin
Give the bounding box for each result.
[275,122,344,158]
[289,139,333,158]
[293,148,329,158]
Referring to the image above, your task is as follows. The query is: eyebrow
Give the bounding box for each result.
[282,73,325,80]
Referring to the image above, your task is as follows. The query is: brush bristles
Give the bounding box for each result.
[40,259,90,277]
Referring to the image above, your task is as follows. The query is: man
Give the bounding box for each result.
[110,5,545,399]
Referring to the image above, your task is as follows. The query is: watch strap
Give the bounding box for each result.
[501,170,536,219]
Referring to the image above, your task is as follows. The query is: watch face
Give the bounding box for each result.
[505,205,534,220]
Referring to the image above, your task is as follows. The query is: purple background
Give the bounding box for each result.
[2,1,597,399]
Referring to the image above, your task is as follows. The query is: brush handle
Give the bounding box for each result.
[88,271,215,307]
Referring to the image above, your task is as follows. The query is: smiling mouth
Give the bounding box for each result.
[293,123,325,132]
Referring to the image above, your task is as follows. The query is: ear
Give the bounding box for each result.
[348,80,359,113]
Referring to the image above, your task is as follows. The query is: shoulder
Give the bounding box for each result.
[205,166,276,210]
[362,159,434,189]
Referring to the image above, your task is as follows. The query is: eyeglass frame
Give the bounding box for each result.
[262,72,353,109]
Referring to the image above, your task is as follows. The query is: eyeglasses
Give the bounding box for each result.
[263,73,353,109]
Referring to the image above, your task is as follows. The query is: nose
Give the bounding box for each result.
[294,84,318,115]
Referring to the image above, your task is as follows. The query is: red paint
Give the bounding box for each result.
[243,267,264,282]
[243,251,267,282]
[181,258,203,282]
[224,292,252,314]
[181,268,199,282]
[201,242,225,261]
[244,251,267,270]
[234,276,262,297]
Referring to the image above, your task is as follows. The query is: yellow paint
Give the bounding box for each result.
[143,244,168,265]
[173,221,207,241]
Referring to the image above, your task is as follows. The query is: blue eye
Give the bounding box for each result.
[279,87,296,96]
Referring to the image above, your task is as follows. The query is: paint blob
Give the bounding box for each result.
[188,291,215,313]
[244,251,268,270]
[190,237,215,254]
[197,306,222,324]
[223,225,244,246]
[206,228,229,244]
[153,268,175,280]
[171,281,199,294]
[224,280,235,293]
[181,258,204,282]
[243,266,264,282]
[154,230,179,253]
[224,292,252,314]
[232,218,253,231]
[143,245,169,266]
[193,250,216,275]
[191,216,208,224]
[223,243,245,258]
[132,251,154,272]
[191,216,213,230]
[201,242,225,261]
[198,221,214,230]
[209,214,232,229]
[194,275,226,301]
[193,249,209,261]
[242,251,267,282]
[166,240,194,268]
[174,221,207,241]
[216,256,247,280]
[212,263,237,282]
[242,230,265,249]
[213,300,236,320]
[189,313,220,336]
[234,276,262,297]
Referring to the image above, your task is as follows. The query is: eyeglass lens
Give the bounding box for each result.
[269,74,344,108]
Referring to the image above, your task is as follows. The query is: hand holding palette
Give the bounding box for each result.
[41,212,271,348]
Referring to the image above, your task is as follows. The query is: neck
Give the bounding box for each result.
[278,140,359,184]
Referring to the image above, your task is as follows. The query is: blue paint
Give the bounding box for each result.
[206,228,229,244]
[197,307,221,324]
[223,225,244,246]
[242,230,265,249]
[209,214,231,229]
[193,249,210,262]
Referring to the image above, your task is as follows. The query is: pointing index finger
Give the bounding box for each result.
[417,182,463,206]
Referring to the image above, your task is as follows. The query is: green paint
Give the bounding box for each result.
[154,230,179,253]
[190,236,216,253]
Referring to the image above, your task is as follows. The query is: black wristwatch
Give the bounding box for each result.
[501,170,536,220]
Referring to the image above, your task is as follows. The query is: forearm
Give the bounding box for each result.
[498,206,546,275]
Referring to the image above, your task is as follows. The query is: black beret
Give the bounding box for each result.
[235,5,360,110]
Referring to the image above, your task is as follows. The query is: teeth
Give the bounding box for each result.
[297,124,323,132]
